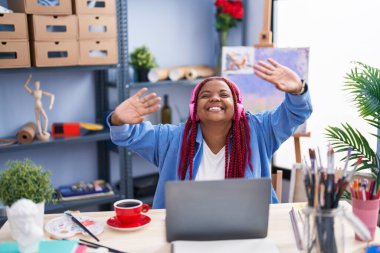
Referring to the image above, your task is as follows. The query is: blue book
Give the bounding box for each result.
[58,182,113,198]
[0,240,78,253]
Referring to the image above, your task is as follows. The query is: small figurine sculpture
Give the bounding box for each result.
[24,75,55,141]
[7,199,43,253]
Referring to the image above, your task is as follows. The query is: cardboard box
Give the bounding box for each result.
[0,13,28,40]
[0,41,30,68]
[31,40,78,67]
[78,15,116,39]
[8,0,72,15]
[79,39,117,65]
[73,0,116,15]
[29,15,78,41]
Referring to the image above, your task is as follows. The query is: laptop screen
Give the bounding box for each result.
[165,178,271,242]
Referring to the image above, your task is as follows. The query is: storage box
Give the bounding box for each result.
[8,0,72,15]
[0,13,28,40]
[79,39,117,65]
[31,40,78,67]
[0,41,30,68]
[78,15,117,39]
[29,15,78,41]
[73,0,116,15]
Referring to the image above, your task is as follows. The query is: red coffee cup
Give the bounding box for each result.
[114,199,150,224]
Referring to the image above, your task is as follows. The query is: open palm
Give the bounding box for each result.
[253,58,303,93]
[113,88,161,124]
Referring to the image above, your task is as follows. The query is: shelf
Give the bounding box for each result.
[0,65,119,74]
[45,193,123,214]
[0,131,110,153]
[127,79,201,89]
[138,195,154,206]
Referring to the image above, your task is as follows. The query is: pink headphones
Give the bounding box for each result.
[189,77,244,121]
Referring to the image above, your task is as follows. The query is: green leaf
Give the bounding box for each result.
[215,12,240,32]
[129,46,158,69]
[0,159,56,206]
[324,61,380,190]
[344,62,380,121]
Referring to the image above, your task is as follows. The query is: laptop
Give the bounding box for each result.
[165,178,271,242]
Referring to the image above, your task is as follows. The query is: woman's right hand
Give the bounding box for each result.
[111,88,161,125]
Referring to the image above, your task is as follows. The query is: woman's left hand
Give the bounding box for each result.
[253,58,303,94]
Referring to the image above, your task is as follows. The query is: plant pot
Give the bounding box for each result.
[136,68,150,82]
[5,200,44,253]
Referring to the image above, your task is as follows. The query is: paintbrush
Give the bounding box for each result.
[64,212,99,242]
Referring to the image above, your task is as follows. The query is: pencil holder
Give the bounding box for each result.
[352,198,380,241]
[302,207,345,253]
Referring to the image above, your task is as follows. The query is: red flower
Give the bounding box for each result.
[214,0,244,32]
[230,1,243,19]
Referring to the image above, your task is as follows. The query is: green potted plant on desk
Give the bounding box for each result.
[325,62,380,191]
[130,45,158,82]
[0,159,55,235]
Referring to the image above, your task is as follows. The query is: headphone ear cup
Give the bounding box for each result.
[237,103,244,119]
[189,103,194,120]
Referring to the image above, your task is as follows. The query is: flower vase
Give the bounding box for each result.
[217,30,229,75]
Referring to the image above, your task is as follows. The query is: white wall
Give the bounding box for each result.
[273,0,380,169]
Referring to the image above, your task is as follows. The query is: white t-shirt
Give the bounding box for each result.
[195,141,226,181]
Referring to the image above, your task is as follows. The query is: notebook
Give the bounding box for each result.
[165,178,271,242]
[0,240,78,253]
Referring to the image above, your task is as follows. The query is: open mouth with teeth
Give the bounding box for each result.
[207,106,225,112]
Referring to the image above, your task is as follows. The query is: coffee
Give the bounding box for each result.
[114,199,151,224]
[116,202,139,208]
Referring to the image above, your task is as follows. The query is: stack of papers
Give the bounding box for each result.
[171,238,280,253]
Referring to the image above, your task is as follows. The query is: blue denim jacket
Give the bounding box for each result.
[108,91,312,208]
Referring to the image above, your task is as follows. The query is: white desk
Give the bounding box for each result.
[0,201,376,253]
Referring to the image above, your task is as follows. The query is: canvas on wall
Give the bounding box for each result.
[221,46,310,133]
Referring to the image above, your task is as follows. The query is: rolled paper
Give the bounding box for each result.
[16,122,37,144]
[168,67,189,81]
[185,66,215,80]
[148,68,170,83]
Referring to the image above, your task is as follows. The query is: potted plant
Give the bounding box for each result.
[0,159,55,230]
[325,62,380,189]
[130,45,158,82]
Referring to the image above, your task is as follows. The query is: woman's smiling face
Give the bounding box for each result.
[196,79,235,123]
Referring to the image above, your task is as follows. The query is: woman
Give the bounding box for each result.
[108,58,312,208]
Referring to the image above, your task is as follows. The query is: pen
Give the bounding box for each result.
[332,148,352,207]
[317,147,323,171]
[304,155,314,207]
[325,146,335,209]
[289,208,303,250]
[65,212,100,242]
[309,149,319,209]
[79,239,127,253]
[302,158,313,206]
[342,147,352,177]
